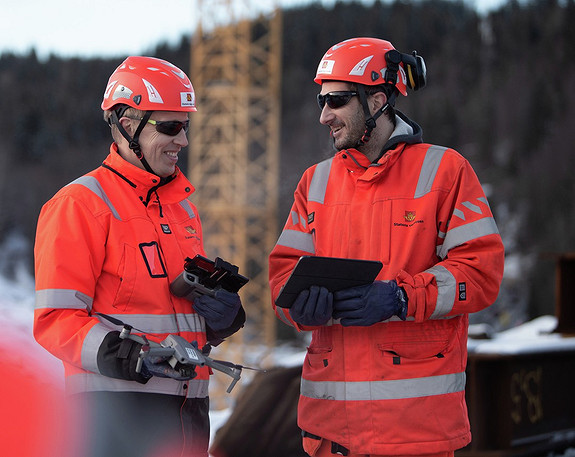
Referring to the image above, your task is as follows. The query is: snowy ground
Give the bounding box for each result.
[1,264,574,456]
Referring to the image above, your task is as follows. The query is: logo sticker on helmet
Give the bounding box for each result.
[317,60,335,75]
[181,92,195,107]
[349,55,374,76]
[142,78,164,104]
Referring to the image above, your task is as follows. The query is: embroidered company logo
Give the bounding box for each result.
[184,225,200,240]
[394,210,424,227]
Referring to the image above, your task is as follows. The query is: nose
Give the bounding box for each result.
[319,105,335,126]
[174,129,189,147]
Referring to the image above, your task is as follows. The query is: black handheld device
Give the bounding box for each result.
[170,254,249,301]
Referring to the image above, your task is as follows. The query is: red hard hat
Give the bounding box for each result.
[314,37,410,96]
[101,56,197,112]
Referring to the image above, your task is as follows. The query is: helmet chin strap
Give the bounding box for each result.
[356,86,397,147]
[110,108,158,176]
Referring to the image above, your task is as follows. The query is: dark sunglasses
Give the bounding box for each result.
[146,119,190,136]
[317,91,358,110]
[128,117,190,136]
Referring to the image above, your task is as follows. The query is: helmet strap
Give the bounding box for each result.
[357,87,397,146]
[111,109,157,175]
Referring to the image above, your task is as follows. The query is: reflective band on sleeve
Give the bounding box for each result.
[301,371,465,401]
[276,229,315,254]
[35,288,93,311]
[68,176,121,220]
[95,313,205,335]
[461,201,481,214]
[290,210,307,229]
[82,322,111,373]
[425,265,457,318]
[275,307,296,327]
[308,158,333,204]
[437,217,500,259]
[414,145,447,199]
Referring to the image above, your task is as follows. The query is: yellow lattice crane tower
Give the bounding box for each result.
[188,0,282,405]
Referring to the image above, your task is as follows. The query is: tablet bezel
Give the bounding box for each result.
[275,256,383,308]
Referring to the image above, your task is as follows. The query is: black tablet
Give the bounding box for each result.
[275,256,383,308]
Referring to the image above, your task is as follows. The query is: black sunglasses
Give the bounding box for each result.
[317,91,359,110]
[128,117,190,136]
[146,119,190,136]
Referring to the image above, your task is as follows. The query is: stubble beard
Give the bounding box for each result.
[332,110,366,151]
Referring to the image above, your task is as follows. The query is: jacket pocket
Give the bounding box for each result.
[112,244,137,312]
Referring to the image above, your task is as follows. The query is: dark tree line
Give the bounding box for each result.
[1,0,574,326]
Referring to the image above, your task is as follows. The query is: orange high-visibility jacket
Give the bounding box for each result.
[269,114,504,455]
[34,145,211,398]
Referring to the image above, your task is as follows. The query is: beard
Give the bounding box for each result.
[331,109,366,151]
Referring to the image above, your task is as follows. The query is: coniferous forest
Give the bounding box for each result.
[1,0,574,331]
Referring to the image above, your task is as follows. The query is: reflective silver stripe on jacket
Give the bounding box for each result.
[276,229,315,254]
[67,175,121,220]
[414,145,447,198]
[437,217,499,260]
[94,312,205,334]
[82,322,112,374]
[274,307,294,327]
[301,371,465,401]
[291,210,307,229]
[179,198,196,218]
[425,265,457,318]
[308,158,333,203]
[65,372,209,398]
[35,288,93,311]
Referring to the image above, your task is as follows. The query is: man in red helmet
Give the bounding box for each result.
[269,38,505,457]
[34,56,246,457]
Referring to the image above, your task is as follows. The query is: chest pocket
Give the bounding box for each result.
[139,241,168,278]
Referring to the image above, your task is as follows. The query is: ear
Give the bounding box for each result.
[119,116,135,136]
[370,91,388,114]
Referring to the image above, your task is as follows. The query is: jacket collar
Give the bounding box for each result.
[102,143,194,205]
[377,110,423,159]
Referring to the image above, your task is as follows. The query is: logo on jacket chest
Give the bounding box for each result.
[184,225,200,240]
[394,210,424,227]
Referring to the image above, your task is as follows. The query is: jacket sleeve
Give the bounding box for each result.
[269,170,319,331]
[33,193,144,381]
[396,158,505,322]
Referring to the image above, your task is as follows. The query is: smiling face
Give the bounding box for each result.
[120,110,189,178]
[319,81,366,151]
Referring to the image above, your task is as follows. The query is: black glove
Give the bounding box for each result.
[97,331,150,384]
[193,289,242,331]
[333,280,408,326]
[289,285,333,326]
[141,354,197,381]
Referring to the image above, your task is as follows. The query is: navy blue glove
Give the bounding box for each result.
[289,285,333,326]
[141,354,197,381]
[193,289,242,331]
[333,280,408,326]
